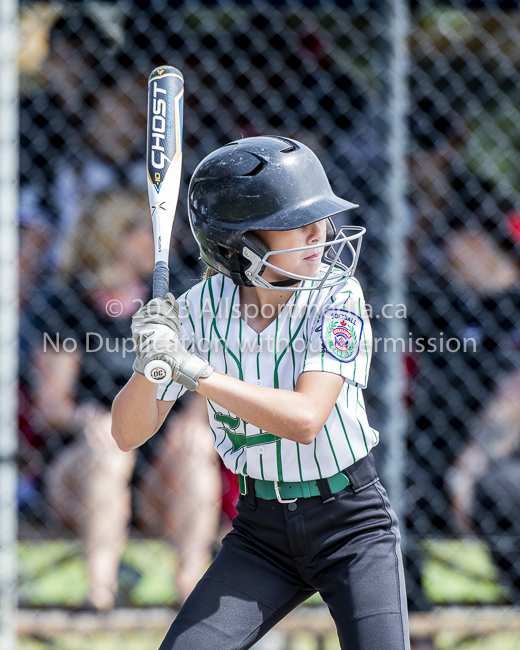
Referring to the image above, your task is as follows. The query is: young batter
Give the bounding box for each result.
[112,136,410,650]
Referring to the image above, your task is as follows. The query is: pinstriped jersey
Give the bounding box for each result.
[156,269,378,482]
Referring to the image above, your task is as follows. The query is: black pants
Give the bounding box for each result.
[159,454,410,650]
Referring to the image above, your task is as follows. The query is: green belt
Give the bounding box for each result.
[238,470,351,502]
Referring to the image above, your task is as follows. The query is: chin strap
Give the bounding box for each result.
[269,278,301,287]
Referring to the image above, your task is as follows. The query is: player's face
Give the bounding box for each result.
[255,219,327,282]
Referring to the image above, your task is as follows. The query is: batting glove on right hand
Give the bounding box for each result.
[132,329,212,390]
[131,293,212,390]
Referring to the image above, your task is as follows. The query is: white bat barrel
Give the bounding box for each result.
[144,66,184,384]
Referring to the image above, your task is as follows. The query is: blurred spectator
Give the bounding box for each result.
[19,215,53,522]
[24,190,222,607]
[26,191,151,610]
[408,99,520,412]
[406,99,520,609]
[408,97,520,280]
[137,392,222,603]
[20,214,51,308]
[45,69,147,269]
[447,369,520,603]
[19,10,147,274]
[19,12,112,274]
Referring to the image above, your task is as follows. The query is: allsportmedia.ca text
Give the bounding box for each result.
[106,297,408,321]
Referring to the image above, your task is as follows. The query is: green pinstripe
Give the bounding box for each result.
[183,288,196,334]
[334,403,356,463]
[323,423,340,472]
[313,437,323,479]
[208,279,243,380]
[273,318,284,481]
[357,417,369,454]
[360,296,370,387]
[234,447,245,473]
[256,334,261,379]
[160,379,174,400]
[274,291,312,389]
[207,401,226,449]
[200,280,208,341]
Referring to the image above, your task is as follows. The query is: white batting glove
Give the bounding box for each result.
[131,292,179,379]
[131,293,180,340]
[131,294,212,390]
[131,292,179,370]
[132,330,213,390]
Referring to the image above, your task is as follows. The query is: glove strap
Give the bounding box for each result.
[177,355,213,391]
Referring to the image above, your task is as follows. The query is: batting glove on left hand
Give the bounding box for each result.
[131,292,179,379]
[131,293,180,340]
[131,292,179,372]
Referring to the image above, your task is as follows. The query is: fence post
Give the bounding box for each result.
[382,0,410,536]
[0,0,19,647]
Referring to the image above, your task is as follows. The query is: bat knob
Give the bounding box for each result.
[144,359,172,384]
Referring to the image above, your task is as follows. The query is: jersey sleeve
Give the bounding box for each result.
[301,278,372,388]
[155,289,197,402]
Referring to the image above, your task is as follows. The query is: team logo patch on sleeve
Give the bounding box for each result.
[321,309,363,362]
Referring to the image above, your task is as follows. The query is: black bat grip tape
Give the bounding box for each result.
[153,262,169,300]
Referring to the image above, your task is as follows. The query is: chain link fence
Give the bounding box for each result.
[14,1,520,648]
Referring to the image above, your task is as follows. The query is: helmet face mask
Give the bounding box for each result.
[189,135,364,290]
[241,225,365,291]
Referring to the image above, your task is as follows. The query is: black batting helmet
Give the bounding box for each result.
[188,135,363,289]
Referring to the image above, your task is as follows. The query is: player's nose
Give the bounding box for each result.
[306,220,325,244]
